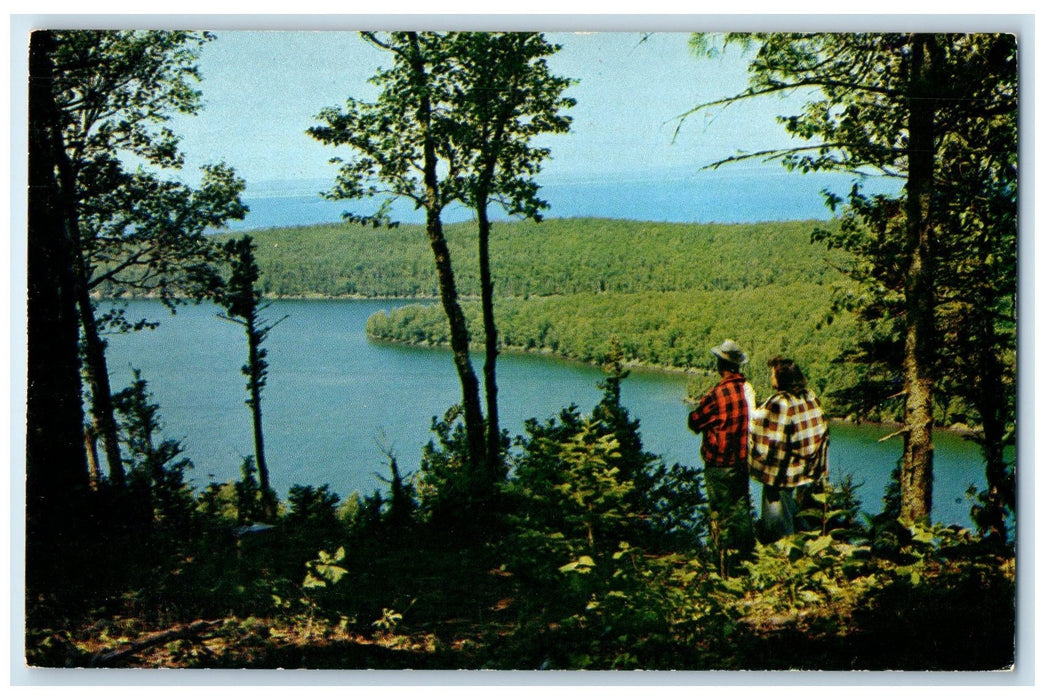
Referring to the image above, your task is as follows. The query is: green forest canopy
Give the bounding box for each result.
[230,217,845,298]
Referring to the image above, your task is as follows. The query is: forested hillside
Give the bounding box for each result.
[222,217,875,415]
[228,217,847,298]
[366,286,858,405]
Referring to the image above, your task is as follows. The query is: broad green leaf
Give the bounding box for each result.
[560,555,596,574]
[805,535,835,556]
[317,564,348,584]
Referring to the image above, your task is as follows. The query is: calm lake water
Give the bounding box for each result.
[104,298,986,529]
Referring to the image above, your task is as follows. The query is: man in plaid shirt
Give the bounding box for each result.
[749,356,828,541]
[688,340,756,568]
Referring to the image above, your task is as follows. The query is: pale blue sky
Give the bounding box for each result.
[169,31,808,194]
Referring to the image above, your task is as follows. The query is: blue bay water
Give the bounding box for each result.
[225,169,900,231]
[104,299,985,529]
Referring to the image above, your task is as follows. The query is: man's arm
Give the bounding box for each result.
[688,390,717,433]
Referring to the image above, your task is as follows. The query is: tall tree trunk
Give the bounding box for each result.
[84,427,102,488]
[425,210,486,476]
[407,32,487,476]
[26,29,92,596]
[76,297,126,488]
[474,87,515,479]
[476,192,503,476]
[900,34,937,522]
[974,316,1013,541]
[38,33,126,488]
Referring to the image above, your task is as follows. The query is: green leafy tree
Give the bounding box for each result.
[310,31,574,497]
[233,458,264,526]
[42,29,247,488]
[440,32,574,471]
[112,369,196,533]
[218,235,285,521]
[508,358,707,560]
[928,35,1017,540]
[684,33,1017,526]
[285,484,345,556]
[309,31,487,484]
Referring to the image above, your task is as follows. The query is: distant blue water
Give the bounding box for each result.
[225,170,901,231]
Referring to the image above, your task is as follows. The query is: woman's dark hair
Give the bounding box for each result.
[767,356,807,393]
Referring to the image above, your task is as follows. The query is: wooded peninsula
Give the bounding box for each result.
[211,217,950,424]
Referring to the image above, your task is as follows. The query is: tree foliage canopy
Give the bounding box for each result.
[53,30,248,315]
[36,30,249,492]
[685,32,1018,525]
[307,31,574,225]
[309,30,576,490]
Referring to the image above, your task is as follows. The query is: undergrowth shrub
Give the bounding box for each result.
[486,361,728,668]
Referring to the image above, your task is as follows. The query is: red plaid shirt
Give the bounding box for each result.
[688,372,751,468]
[749,390,828,488]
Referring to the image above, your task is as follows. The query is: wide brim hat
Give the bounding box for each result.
[710,339,748,366]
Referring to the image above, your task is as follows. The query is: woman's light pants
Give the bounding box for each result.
[759,485,806,541]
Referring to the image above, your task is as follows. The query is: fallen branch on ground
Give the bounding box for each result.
[90,619,224,667]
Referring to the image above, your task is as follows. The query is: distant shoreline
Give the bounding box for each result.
[223,167,902,233]
[361,318,979,439]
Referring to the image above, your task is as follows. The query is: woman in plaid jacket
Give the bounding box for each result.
[749,356,829,542]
